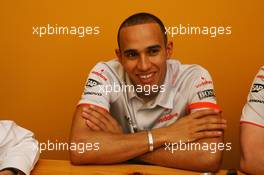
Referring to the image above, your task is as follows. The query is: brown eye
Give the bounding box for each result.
[148,49,159,56]
[126,52,138,58]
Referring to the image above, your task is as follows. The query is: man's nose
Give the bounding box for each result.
[137,54,151,71]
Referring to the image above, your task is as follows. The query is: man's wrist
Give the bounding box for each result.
[147,130,154,152]
[150,128,167,148]
[0,169,16,175]
[0,168,23,175]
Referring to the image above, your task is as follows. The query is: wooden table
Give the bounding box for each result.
[31,159,245,175]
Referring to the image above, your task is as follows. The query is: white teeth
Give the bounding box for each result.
[139,73,153,79]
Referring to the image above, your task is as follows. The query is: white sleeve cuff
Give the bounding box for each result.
[0,156,32,175]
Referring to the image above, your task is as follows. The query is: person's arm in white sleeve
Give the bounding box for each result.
[0,121,39,175]
[70,63,160,165]
[187,67,224,170]
[134,66,224,171]
[240,66,264,174]
[79,65,226,172]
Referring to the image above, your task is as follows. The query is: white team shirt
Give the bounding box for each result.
[78,59,220,133]
[0,120,39,175]
[241,66,264,127]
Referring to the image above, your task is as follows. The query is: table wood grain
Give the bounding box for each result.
[31,159,245,175]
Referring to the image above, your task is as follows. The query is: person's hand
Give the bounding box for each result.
[162,109,226,143]
[81,105,123,134]
[0,170,16,175]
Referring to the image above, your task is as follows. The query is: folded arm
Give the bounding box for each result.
[69,105,166,164]
[240,123,264,174]
[70,105,225,172]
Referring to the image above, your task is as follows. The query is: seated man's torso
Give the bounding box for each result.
[79,59,218,133]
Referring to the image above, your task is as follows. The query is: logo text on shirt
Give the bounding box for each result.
[92,69,107,81]
[197,89,215,100]
[158,113,178,123]
[257,75,264,80]
[86,79,101,87]
[251,83,264,93]
[195,77,212,88]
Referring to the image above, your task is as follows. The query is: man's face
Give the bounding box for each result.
[116,23,173,98]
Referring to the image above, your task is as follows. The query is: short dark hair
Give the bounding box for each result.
[117,12,167,49]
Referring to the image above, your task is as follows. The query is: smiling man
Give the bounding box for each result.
[70,13,226,172]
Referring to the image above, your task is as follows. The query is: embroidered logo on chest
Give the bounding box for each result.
[157,112,178,123]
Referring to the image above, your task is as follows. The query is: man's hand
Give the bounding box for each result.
[0,170,16,175]
[160,109,226,143]
[81,105,123,134]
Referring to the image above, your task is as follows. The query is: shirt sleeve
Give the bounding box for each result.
[0,121,39,175]
[241,66,264,127]
[186,66,221,113]
[78,62,113,111]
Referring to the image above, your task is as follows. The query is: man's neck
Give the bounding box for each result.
[138,92,159,104]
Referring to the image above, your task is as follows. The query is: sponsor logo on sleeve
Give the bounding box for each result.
[83,91,102,96]
[249,99,264,104]
[251,83,264,93]
[92,69,107,81]
[195,77,213,88]
[197,89,215,100]
[86,78,101,87]
[256,75,264,80]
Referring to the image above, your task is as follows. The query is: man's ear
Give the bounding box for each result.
[115,48,122,63]
[166,41,173,58]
